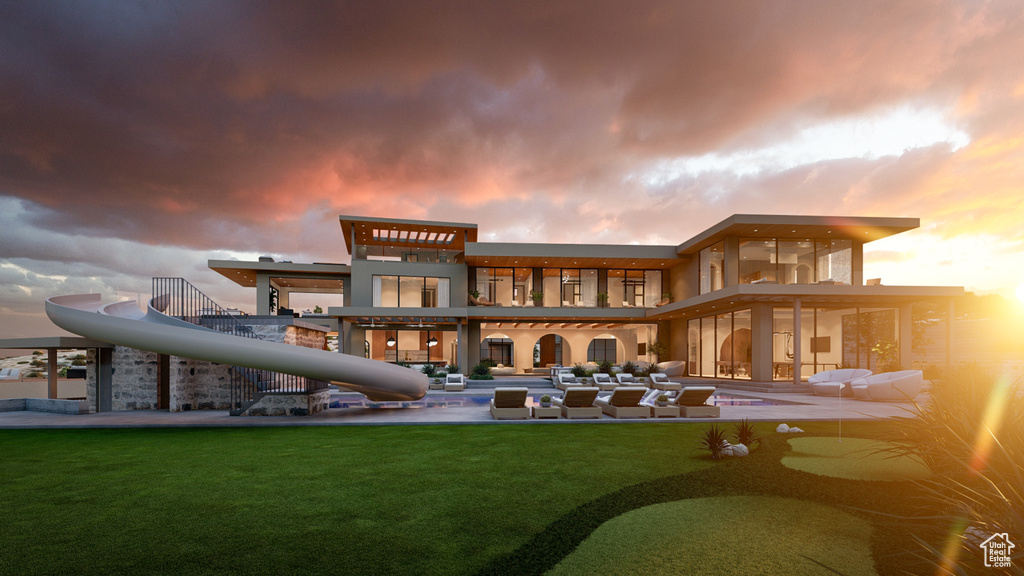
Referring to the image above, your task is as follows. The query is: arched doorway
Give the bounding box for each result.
[534,334,563,367]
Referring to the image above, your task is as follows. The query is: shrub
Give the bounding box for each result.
[698,424,730,460]
[469,362,494,380]
[620,361,638,376]
[596,360,613,374]
[72,353,87,360]
[396,361,412,369]
[571,363,589,377]
[421,364,437,377]
[30,359,45,368]
[656,394,668,404]
[71,358,86,366]
[445,364,460,374]
[732,419,760,448]
[883,365,1024,572]
[540,394,551,404]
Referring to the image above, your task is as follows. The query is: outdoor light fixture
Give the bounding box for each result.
[386,336,396,347]
[427,337,438,347]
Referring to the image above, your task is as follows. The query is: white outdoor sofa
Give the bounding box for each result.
[808,369,873,397]
[850,370,924,402]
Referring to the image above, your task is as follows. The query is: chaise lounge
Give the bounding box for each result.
[592,373,617,391]
[595,386,650,419]
[672,386,719,417]
[555,373,583,391]
[809,368,873,397]
[553,387,602,419]
[648,372,682,392]
[489,387,531,420]
[850,370,923,402]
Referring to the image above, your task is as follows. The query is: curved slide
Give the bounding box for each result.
[45,294,428,401]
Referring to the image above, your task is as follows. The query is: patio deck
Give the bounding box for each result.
[0,377,923,429]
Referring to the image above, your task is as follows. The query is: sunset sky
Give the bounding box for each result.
[2,1,1023,339]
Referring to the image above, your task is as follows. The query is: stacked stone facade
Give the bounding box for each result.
[85,319,331,415]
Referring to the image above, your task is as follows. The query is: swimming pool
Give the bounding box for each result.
[329,391,800,410]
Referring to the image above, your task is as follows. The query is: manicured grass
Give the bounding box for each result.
[0,424,711,576]
[547,496,878,576]
[782,437,932,481]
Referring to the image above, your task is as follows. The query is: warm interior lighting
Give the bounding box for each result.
[386,336,396,347]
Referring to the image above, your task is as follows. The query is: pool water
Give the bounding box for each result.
[329,391,799,410]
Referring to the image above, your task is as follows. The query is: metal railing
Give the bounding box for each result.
[151,277,257,338]
[152,277,329,414]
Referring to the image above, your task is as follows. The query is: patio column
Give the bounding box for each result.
[456,319,466,375]
[256,273,271,315]
[792,298,801,385]
[946,297,955,373]
[899,303,913,369]
[47,348,58,399]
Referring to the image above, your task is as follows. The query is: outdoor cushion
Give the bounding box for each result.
[850,370,923,402]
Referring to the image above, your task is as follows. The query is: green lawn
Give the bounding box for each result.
[0,421,926,576]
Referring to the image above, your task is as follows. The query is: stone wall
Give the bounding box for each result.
[238,390,330,416]
[169,356,233,412]
[111,346,159,410]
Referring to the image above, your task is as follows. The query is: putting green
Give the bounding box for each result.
[546,496,877,576]
[782,437,931,481]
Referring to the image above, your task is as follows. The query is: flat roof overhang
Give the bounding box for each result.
[646,284,965,320]
[464,242,682,269]
[330,306,468,328]
[0,336,113,349]
[677,214,920,255]
[340,215,478,255]
[209,260,350,290]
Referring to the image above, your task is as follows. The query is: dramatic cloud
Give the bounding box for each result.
[2,0,1024,336]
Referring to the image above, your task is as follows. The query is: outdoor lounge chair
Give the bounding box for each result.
[648,372,682,392]
[444,373,465,392]
[809,368,872,397]
[556,373,582,391]
[671,386,719,417]
[850,370,923,402]
[615,373,637,386]
[591,373,617,391]
[489,387,531,420]
[553,387,601,419]
[469,294,494,306]
[595,386,650,418]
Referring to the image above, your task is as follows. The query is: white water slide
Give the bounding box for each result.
[45,294,428,401]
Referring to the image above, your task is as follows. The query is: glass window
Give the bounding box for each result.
[514,268,533,306]
[493,268,514,306]
[377,275,398,307]
[644,270,662,306]
[699,241,725,294]
[542,269,561,307]
[580,269,598,307]
[625,270,645,307]
[699,317,716,377]
[687,319,699,376]
[561,269,581,306]
[740,239,777,284]
[475,268,491,302]
[816,239,852,284]
[400,276,424,307]
[587,336,617,363]
[772,307,794,380]
[423,278,439,307]
[607,270,624,308]
[777,240,816,285]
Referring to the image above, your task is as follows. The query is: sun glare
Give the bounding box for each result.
[1016,282,1024,303]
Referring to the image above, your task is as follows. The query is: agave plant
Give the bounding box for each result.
[698,424,730,460]
[620,360,638,375]
[732,418,760,448]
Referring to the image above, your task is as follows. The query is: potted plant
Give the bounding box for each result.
[597,292,609,307]
[530,290,544,305]
[656,394,669,407]
[540,394,552,408]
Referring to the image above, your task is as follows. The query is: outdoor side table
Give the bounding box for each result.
[533,405,561,419]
